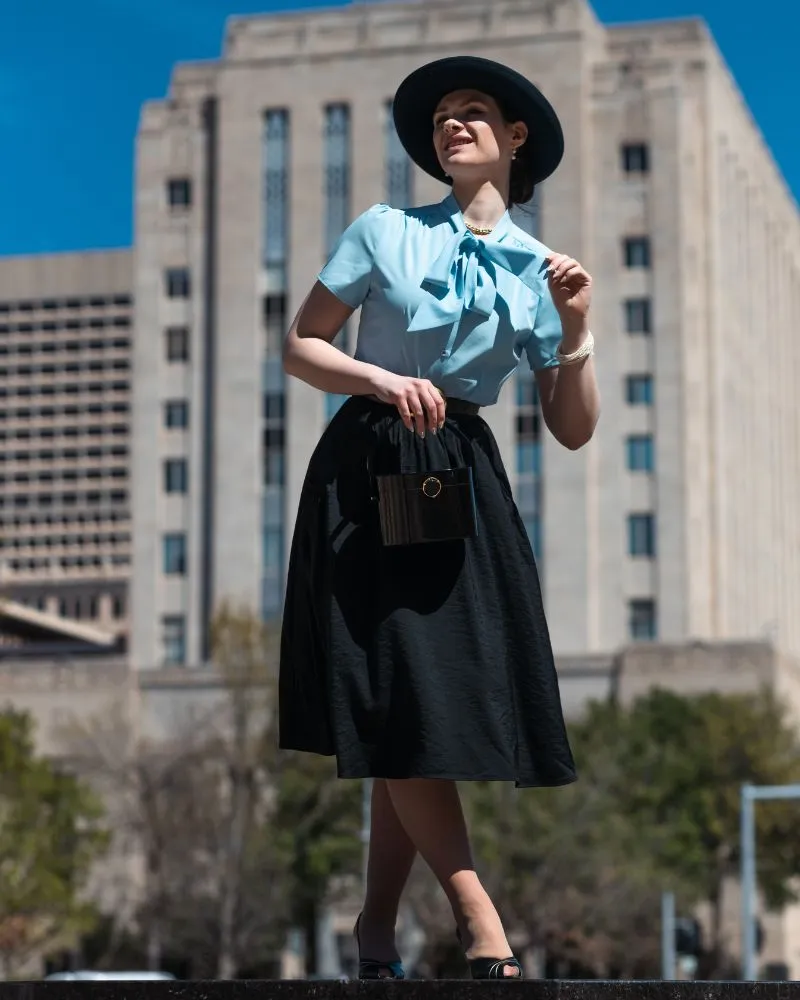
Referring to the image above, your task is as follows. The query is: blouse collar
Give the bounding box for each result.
[440,192,512,243]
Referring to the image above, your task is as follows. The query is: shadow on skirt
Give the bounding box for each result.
[279,396,577,789]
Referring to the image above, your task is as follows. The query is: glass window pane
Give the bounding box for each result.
[164,400,189,428]
[623,238,651,269]
[324,103,351,255]
[626,374,653,404]
[626,435,654,472]
[622,144,650,173]
[162,615,186,665]
[163,458,188,494]
[384,99,413,208]
[628,513,656,556]
[625,298,652,334]
[263,109,290,280]
[629,599,657,640]
[165,268,191,299]
[167,178,192,208]
[163,533,187,575]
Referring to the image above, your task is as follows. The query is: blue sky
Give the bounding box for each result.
[1,0,797,256]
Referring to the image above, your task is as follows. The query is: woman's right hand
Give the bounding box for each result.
[368,371,446,436]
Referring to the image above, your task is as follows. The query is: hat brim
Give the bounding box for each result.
[392,56,564,188]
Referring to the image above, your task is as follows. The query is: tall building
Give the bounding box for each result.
[0,250,133,637]
[130,0,800,670]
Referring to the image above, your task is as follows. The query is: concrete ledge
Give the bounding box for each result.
[1,982,799,999]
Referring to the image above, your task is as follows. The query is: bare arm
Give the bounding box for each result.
[536,331,600,451]
[535,254,601,451]
[282,282,384,395]
[282,281,445,435]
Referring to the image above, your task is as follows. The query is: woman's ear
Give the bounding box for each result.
[512,121,529,151]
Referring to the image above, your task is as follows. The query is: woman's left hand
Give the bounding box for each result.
[546,253,593,324]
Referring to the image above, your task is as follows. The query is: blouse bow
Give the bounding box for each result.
[408,228,545,334]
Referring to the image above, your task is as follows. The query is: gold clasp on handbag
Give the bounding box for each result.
[422,476,442,498]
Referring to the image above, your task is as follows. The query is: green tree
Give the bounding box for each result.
[271,753,362,976]
[572,687,800,975]
[464,751,680,978]
[0,709,108,978]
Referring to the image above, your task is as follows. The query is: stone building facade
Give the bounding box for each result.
[129,0,800,671]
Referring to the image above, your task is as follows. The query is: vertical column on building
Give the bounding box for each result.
[322,103,353,422]
[211,78,263,617]
[261,109,290,620]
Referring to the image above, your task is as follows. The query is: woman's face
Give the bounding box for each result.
[432,89,526,181]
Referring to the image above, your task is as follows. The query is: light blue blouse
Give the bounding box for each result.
[318,193,563,407]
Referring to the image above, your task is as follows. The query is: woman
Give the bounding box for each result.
[279,56,600,980]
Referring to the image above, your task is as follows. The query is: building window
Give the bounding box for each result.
[165,268,191,299]
[167,177,192,208]
[385,99,413,208]
[263,426,284,486]
[323,102,351,417]
[263,293,287,357]
[164,399,189,428]
[163,533,187,575]
[262,526,282,570]
[324,103,351,256]
[625,298,652,334]
[163,458,188,494]
[628,513,656,557]
[113,595,125,619]
[627,434,654,472]
[516,440,541,475]
[629,599,657,640]
[162,615,186,665]
[626,374,653,405]
[622,143,650,174]
[624,237,651,268]
[165,326,190,362]
[263,109,290,292]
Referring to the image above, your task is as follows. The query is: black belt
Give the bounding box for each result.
[366,394,480,416]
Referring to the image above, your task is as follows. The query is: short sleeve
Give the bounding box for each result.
[524,280,563,371]
[317,203,391,309]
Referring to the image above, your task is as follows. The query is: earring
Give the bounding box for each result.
[512,150,517,161]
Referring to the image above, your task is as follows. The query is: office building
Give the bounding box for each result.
[0,250,133,637]
[130,0,800,669]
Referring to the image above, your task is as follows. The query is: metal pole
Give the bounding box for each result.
[741,784,757,981]
[361,777,373,887]
[661,891,676,980]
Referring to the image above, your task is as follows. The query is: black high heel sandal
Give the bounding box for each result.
[354,912,406,980]
[456,928,523,980]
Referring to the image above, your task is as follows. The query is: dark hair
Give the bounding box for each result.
[497,97,536,207]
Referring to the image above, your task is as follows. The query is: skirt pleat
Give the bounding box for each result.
[278,396,577,788]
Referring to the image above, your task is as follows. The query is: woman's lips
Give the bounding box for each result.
[445,136,472,151]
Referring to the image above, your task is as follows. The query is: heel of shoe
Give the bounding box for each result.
[467,956,523,980]
[354,912,406,980]
[456,927,522,979]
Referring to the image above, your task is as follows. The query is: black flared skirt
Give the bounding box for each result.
[278,396,577,788]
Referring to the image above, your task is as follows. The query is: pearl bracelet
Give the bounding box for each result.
[556,331,595,366]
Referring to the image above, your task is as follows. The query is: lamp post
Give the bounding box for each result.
[740,783,800,980]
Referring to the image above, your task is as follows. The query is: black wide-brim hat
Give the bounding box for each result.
[392,55,564,187]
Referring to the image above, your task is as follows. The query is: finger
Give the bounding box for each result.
[419,387,441,432]
[545,252,567,275]
[396,397,414,432]
[433,387,447,429]
[408,392,426,437]
[550,258,576,281]
[556,263,585,284]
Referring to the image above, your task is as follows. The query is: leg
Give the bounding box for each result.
[386,778,519,976]
[357,778,417,963]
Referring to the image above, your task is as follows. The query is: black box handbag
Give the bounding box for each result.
[374,439,477,546]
